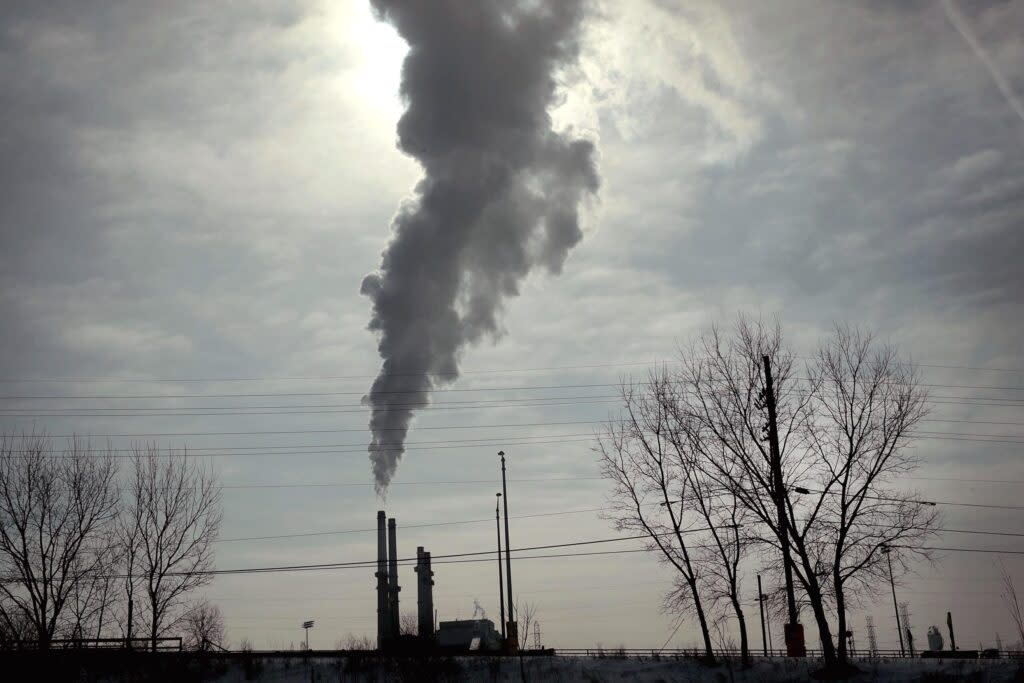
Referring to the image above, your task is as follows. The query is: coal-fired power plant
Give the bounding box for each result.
[376,510,439,650]
[374,510,511,653]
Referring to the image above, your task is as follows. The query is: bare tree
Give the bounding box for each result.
[124,444,222,651]
[0,434,119,648]
[182,599,224,651]
[338,633,373,650]
[599,317,938,669]
[670,317,936,669]
[1000,562,1024,649]
[597,372,717,662]
[399,611,417,637]
[805,326,938,661]
[673,318,842,663]
[515,600,538,649]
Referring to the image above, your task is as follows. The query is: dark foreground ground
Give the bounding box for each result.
[2,650,1022,682]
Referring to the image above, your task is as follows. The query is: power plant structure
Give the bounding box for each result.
[376,511,436,649]
[375,510,518,654]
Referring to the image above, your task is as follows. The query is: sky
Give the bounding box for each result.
[1,0,1023,652]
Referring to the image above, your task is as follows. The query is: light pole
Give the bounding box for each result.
[499,450,517,651]
[302,620,314,651]
[882,545,905,656]
[496,492,506,640]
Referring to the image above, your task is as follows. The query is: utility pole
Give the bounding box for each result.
[762,355,804,657]
[882,546,905,656]
[866,616,878,656]
[499,450,517,651]
[496,492,506,640]
[757,574,768,656]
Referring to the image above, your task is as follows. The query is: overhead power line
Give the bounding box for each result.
[0,360,668,384]
[1,391,1020,417]
[217,506,609,542]
[5,428,1024,457]
[1,373,1023,401]
[796,487,1024,511]
[0,437,597,460]
[85,532,1024,580]
[0,355,1021,384]
[217,476,605,491]
[216,503,1024,544]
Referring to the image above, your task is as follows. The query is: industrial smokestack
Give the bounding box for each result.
[416,546,435,640]
[376,511,388,649]
[362,0,600,492]
[388,517,400,640]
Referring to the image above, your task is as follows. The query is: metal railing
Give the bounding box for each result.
[2,637,182,651]
[552,647,1023,660]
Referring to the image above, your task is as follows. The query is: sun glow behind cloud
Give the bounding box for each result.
[334,2,409,120]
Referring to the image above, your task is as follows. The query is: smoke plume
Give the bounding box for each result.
[362,0,599,492]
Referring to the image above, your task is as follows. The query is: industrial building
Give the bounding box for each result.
[375,510,506,653]
[436,619,502,651]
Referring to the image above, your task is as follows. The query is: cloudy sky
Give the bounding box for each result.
[1,0,1022,651]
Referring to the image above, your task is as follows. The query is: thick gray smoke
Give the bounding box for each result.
[361,0,599,492]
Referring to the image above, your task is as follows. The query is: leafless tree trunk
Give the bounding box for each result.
[123,444,221,652]
[182,599,224,651]
[598,372,717,662]
[0,434,119,649]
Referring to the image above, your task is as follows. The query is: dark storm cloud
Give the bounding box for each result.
[361,0,599,491]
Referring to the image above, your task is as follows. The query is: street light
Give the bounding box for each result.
[496,492,506,640]
[881,545,905,656]
[302,620,314,651]
[499,450,517,651]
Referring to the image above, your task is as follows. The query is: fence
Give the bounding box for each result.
[3,637,182,651]
[553,647,1024,660]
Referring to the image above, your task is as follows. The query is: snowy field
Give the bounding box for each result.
[199,654,1023,682]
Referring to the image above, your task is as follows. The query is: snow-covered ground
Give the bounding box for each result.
[204,654,1023,682]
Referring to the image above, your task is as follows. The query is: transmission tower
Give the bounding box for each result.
[866,616,878,656]
[533,621,542,650]
[900,603,914,656]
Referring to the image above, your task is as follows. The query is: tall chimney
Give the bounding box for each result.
[376,511,388,649]
[416,546,435,640]
[388,517,400,640]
